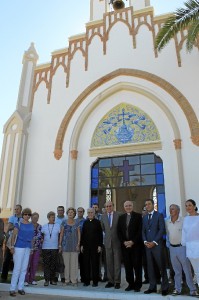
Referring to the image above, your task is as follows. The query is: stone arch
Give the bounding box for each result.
[54,68,199,159]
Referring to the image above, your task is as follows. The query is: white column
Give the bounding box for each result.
[67,150,78,208]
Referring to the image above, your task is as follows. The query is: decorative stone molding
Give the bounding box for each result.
[31,6,198,106]
[90,141,162,157]
[173,139,182,150]
[70,150,78,160]
[53,68,199,159]
[54,149,63,160]
[191,135,199,146]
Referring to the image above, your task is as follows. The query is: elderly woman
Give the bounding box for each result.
[9,208,34,297]
[182,199,199,292]
[41,211,60,286]
[59,207,80,286]
[25,212,42,285]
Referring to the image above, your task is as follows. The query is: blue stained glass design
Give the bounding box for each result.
[156,174,164,184]
[156,163,163,174]
[157,194,166,217]
[91,196,98,206]
[99,159,111,167]
[141,164,155,174]
[91,178,98,188]
[141,154,154,164]
[142,175,156,185]
[92,168,99,178]
[112,157,125,166]
[157,185,165,193]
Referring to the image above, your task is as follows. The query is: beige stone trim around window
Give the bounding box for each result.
[70,150,78,160]
[89,141,162,157]
[53,68,199,159]
[173,139,182,150]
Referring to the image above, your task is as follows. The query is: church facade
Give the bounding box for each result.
[0,0,199,223]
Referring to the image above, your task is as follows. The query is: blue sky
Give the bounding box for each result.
[0,0,185,154]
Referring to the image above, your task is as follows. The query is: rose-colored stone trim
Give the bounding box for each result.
[53,68,199,159]
[70,150,78,160]
[173,139,182,150]
[32,6,199,106]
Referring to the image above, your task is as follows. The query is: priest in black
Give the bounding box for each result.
[80,208,103,287]
[117,200,143,292]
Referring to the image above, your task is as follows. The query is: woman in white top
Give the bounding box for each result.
[182,199,199,286]
[41,211,60,286]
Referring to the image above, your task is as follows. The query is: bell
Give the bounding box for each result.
[112,0,125,10]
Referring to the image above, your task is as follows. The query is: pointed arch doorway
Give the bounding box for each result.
[91,153,166,215]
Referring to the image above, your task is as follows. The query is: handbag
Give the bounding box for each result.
[6,222,21,249]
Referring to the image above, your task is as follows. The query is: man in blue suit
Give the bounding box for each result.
[142,199,169,296]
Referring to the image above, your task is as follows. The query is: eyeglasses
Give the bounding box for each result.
[23,213,31,216]
[78,211,83,213]
[106,205,112,208]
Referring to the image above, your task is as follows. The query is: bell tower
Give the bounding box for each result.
[90,0,151,21]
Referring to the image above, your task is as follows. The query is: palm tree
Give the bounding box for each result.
[155,0,199,52]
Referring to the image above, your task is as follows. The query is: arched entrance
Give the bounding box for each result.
[91,153,166,215]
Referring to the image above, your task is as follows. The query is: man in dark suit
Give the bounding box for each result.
[117,201,143,292]
[142,199,169,296]
[80,208,103,287]
[101,201,122,289]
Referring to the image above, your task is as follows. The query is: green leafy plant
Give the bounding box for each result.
[155,0,199,52]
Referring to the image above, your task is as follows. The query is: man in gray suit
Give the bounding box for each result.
[101,201,122,289]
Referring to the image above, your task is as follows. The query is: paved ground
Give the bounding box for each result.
[0,268,197,299]
[0,280,197,300]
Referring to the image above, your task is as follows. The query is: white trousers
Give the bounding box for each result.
[10,247,30,291]
[62,252,78,284]
[189,257,199,285]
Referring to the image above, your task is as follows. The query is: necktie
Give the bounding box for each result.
[108,213,111,227]
[148,213,152,224]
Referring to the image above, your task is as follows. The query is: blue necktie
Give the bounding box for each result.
[108,213,111,226]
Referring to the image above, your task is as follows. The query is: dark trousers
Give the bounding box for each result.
[83,247,100,285]
[122,246,142,289]
[55,252,65,280]
[42,249,58,282]
[1,247,13,280]
[145,244,169,291]
[79,252,85,282]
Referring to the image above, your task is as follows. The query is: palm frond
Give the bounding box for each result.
[186,19,199,51]
[155,0,199,51]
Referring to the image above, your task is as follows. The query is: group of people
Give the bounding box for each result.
[0,198,199,297]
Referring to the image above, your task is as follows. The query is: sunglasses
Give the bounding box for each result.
[23,213,31,216]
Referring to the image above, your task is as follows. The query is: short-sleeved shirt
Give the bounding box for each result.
[61,221,79,252]
[55,216,67,226]
[14,222,34,248]
[32,224,43,250]
[41,223,60,249]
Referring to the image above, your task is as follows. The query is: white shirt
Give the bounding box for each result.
[41,223,60,249]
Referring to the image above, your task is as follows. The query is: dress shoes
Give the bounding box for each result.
[125,285,134,291]
[144,289,157,294]
[83,283,90,286]
[44,281,49,286]
[9,291,17,297]
[92,283,98,287]
[105,282,114,288]
[18,290,25,295]
[162,289,169,296]
[114,283,120,289]
[50,281,57,285]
